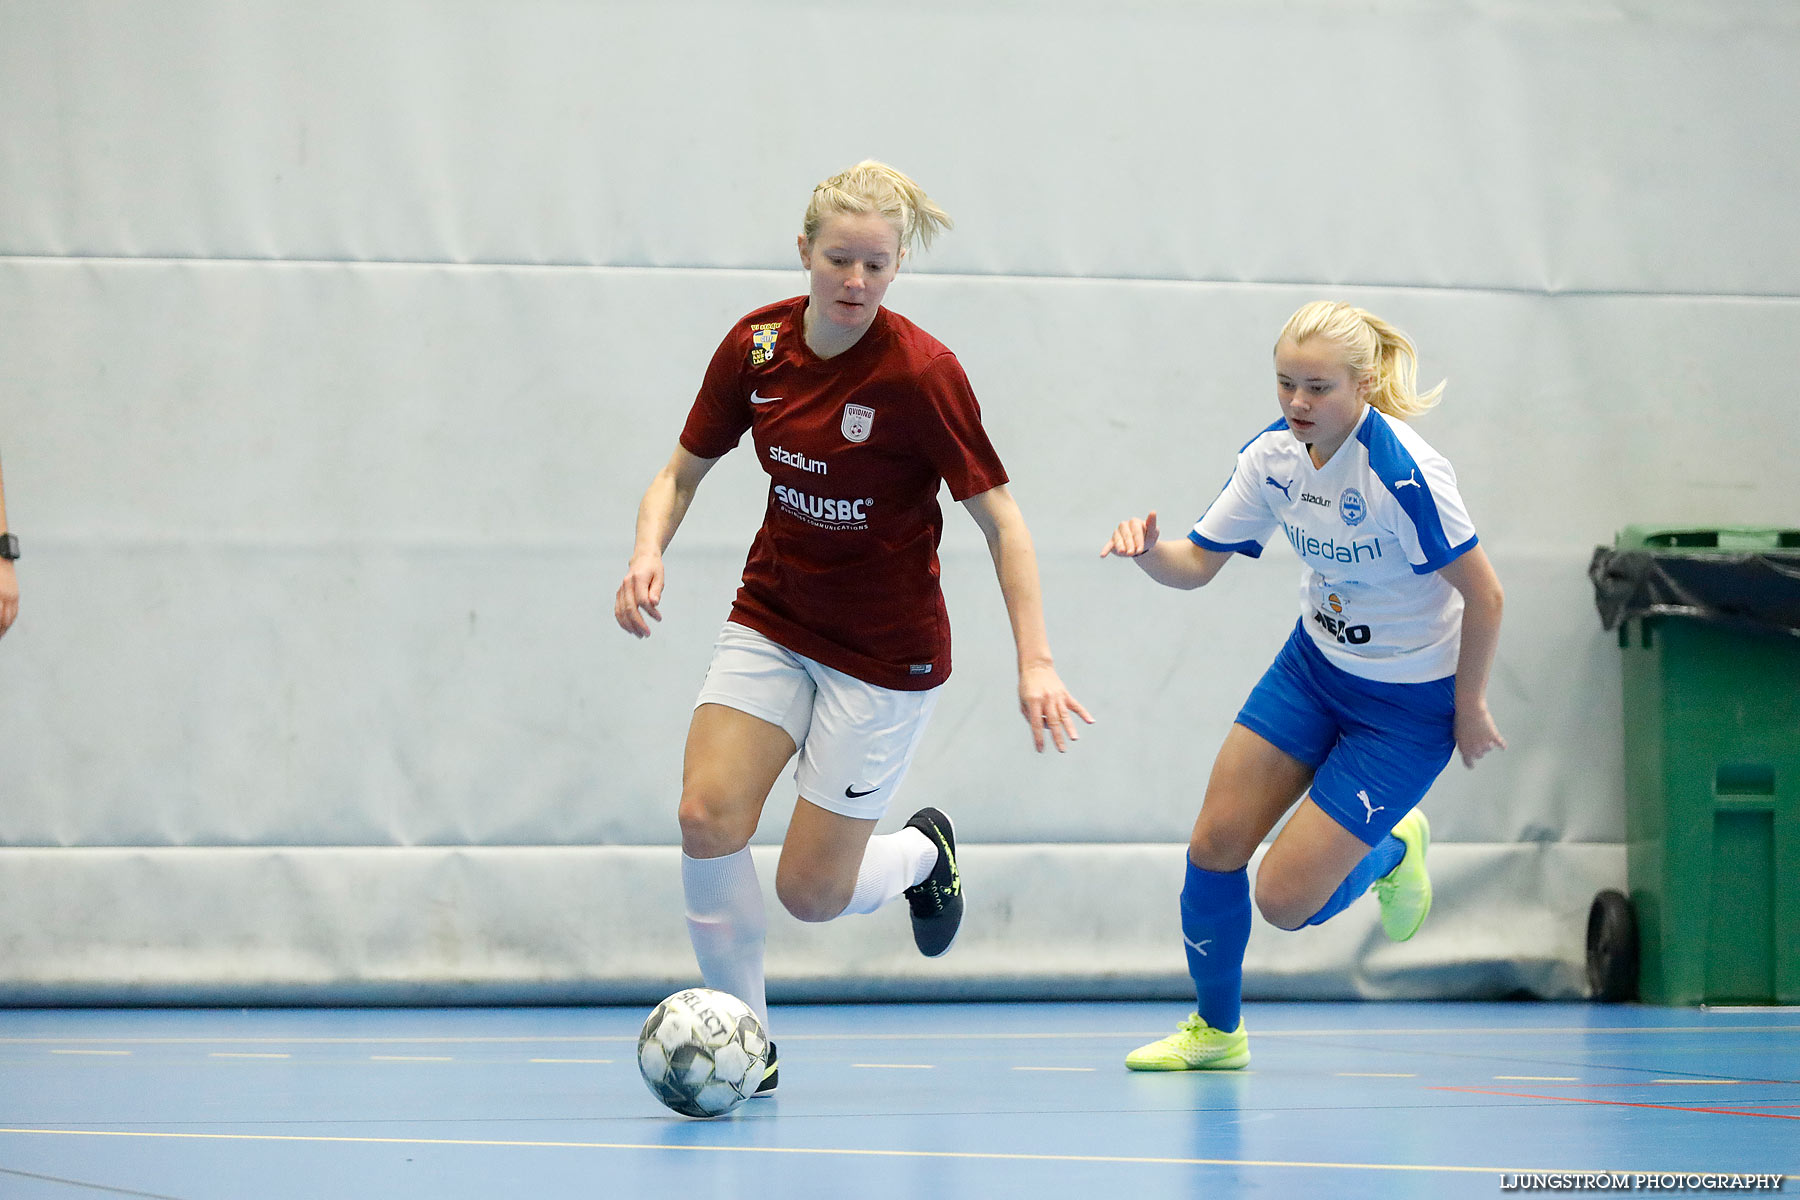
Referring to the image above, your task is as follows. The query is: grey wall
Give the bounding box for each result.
[2,0,1796,1003]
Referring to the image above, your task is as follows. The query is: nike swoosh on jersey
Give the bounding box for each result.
[749,389,781,404]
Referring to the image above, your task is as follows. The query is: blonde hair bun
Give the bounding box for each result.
[803,160,953,254]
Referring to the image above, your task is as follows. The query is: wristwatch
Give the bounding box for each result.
[0,533,18,560]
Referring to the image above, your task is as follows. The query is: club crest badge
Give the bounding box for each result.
[1339,487,1367,527]
[750,322,781,366]
[841,404,875,443]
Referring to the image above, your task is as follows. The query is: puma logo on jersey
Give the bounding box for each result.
[1265,476,1294,500]
[769,445,826,475]
[1183,934,1212,957]
[1394,471,1421,490]
[1358,789,1385,822]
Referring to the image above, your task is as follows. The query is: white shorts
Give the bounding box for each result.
[694,621,941,820]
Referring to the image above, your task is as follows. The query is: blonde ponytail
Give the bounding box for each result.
[1277,301,1444,419]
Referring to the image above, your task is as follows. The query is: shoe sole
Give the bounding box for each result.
[1125,1039,1250,1071]
[1125,1051,1250,1071]
[752,1044,777,1096]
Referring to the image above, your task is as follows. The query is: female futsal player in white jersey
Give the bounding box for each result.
[617,160,1092,1093]
[1101,300,1505,1070]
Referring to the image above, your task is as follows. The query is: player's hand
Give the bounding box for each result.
[1454,702,1506,768]
[1100,510,1159,559]
[0,561,16,639]
[1018,662,1094,753]
[615,553,665,638]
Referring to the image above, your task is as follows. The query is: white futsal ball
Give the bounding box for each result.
[637,987,769,1118]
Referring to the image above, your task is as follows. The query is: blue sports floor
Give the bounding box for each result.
[0,1001,1794,1199]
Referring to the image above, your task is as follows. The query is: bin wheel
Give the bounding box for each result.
[1586,889,1639,1003]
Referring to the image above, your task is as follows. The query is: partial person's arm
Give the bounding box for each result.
[962,484,1094,753]
[0,452,16,638]
[1098,510,1233,590]
[614,445,721,638]
[1438,544,1506,768]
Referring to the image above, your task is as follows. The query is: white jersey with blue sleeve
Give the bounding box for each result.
[1190,406,1478,683]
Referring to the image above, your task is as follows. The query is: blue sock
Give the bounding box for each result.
[1180,860,1252,1032]
[1301,833,1405,928]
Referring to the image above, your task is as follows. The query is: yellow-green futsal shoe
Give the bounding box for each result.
[1125,1014,1250,1071]
[1373,809,1432,941]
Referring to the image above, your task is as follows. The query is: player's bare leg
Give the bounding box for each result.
[775,799,955,954]
[677,704,796,1038]
[1253,800,1386,931]
[774,801,879,922]
[679,703,795,857]
[1261,801,1428,940]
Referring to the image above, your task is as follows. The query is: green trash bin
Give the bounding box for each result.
[1589,526,1800,1005]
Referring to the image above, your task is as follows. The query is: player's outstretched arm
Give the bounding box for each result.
[963,484,1095,754]
[1439,544,1507,767]
[615,446,719,638]
[0,558,14,639]
[1099,510,1231,590]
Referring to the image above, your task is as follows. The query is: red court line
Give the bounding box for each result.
[1514,1080,1796,1090]
[1433,1086,1800,1120]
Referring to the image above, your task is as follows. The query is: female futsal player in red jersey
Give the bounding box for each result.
[616,160,1091,1093]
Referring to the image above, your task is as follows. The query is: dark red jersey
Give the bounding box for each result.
[679,297,1007,690]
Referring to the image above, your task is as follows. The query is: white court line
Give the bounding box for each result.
[0,1036,628,1047]
[1338,1072,1415,1078]
[49,1049,131,1057]
[9,1126,1779,1183]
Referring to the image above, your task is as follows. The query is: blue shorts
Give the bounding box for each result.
[1235,622,1456,846]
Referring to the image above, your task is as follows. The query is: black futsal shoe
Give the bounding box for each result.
[902,807,963,957]
[753,1042,778,1096]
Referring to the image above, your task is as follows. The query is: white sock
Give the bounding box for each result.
[839,826,937,916]
[681,847,769,1032]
